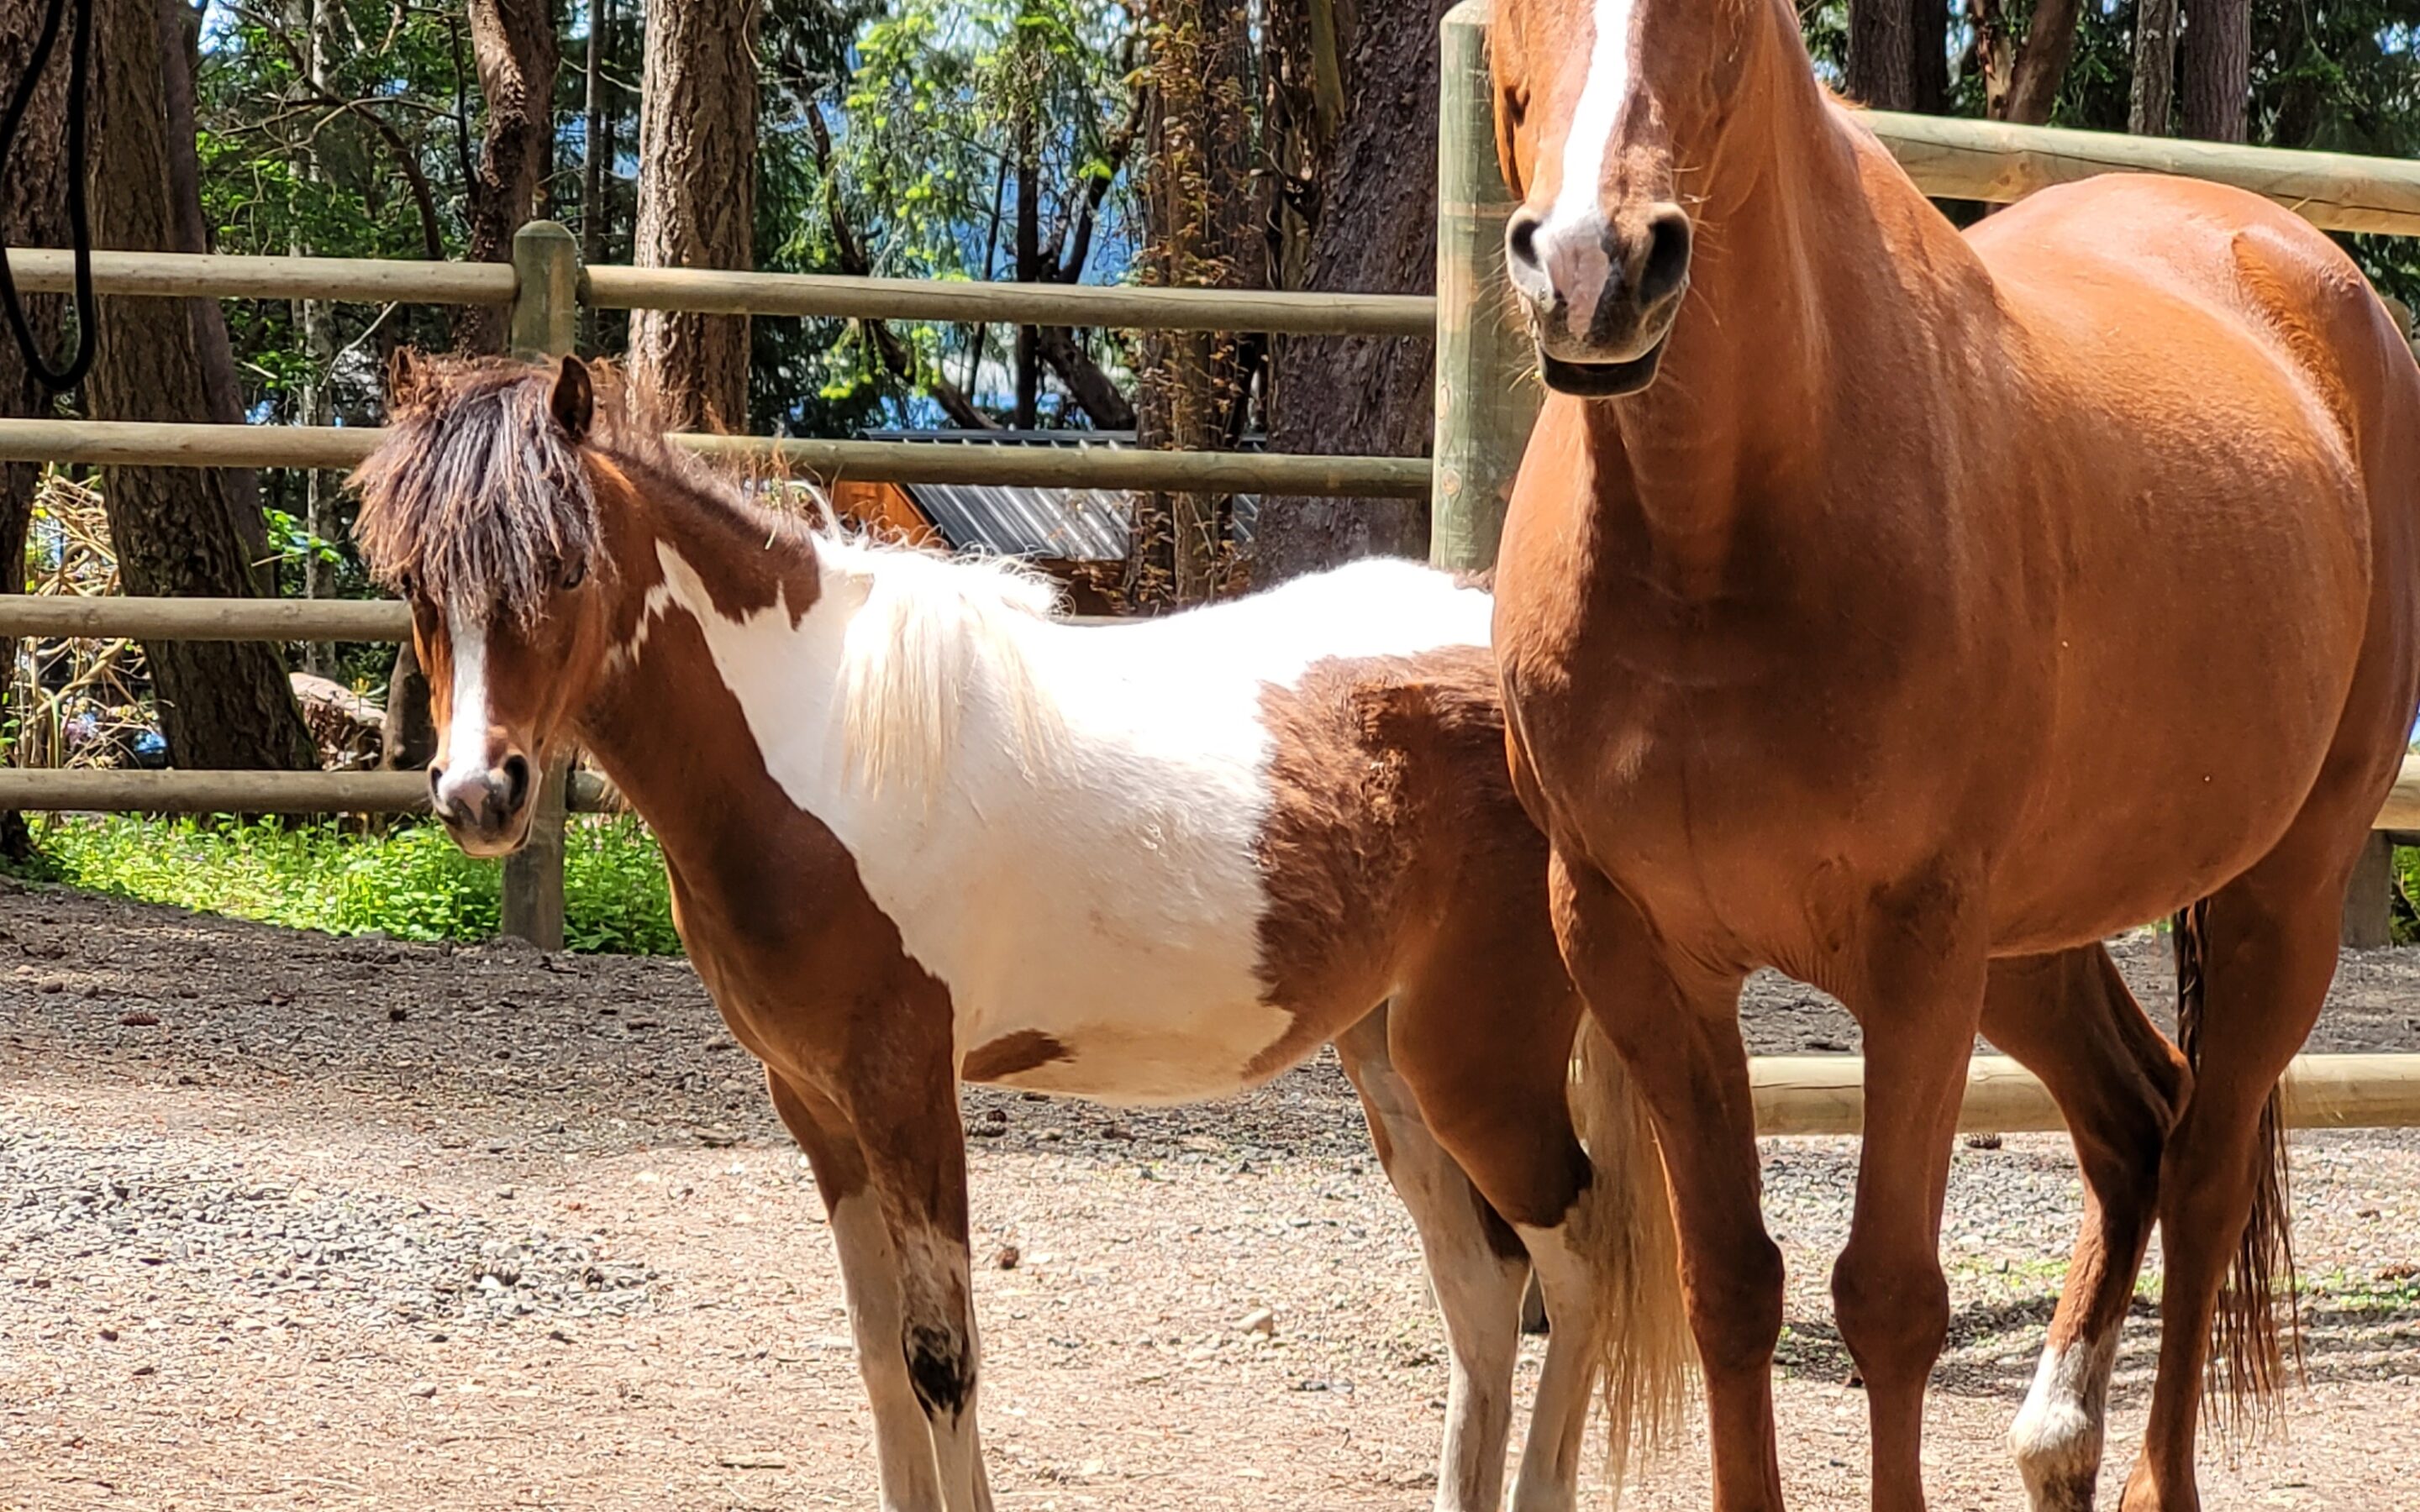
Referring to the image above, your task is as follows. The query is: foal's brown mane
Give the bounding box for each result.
[352,353,815,622]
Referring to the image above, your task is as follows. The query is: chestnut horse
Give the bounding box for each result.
[1484,2,2420,1509]
[351,354,1691,1512]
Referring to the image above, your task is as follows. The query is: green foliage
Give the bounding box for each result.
[7,814,683,957]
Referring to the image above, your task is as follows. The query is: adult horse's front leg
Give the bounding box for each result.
[1549,849,1781,1512]
[766,1070,950,1511]
[1833,878,1990,1512]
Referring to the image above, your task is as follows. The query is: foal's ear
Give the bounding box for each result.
[387,347,434,412]
[550,354,595,444]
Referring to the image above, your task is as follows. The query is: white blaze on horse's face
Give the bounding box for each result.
[1523,0,1637,343]
[424,600,537,857]
[1494,0,1703,396]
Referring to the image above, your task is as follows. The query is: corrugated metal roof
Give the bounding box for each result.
[858,430,1258,563]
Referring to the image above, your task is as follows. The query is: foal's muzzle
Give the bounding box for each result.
[429,752,534,856]
[1505,201,1693,396]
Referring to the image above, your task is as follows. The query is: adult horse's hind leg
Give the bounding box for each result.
[1981,947,2191,1512]
[2120,815,2365,1512]
[1334,1008,1531,1512]
[767,1070,950,1512]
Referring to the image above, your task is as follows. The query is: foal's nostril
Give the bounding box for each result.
[1639,207,1693,308]
[1506,210,1544,275]
[501,753,531,813]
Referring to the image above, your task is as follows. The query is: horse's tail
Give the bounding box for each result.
[1569,1015,1695,1492]
[2172,898,2303,1431]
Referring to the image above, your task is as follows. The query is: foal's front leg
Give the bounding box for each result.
[846,1042,992,1512]
[767,1070,950,1511]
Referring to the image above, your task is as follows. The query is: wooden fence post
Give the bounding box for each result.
[1431,0,1538,575]
[500,221,581,951]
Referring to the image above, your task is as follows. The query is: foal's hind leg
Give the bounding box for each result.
[1388,876,1684,1511]
[2120,821,2363,1512]
[1334,1007,1531,1512]
[767,1070,948,1512]
[1981,947,2191,1512]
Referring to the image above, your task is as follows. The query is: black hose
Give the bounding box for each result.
[0,0,94,394]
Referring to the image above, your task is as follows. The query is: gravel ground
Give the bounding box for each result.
[1,880,2414,1509]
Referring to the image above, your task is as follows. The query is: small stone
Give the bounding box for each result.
[1963,1131,2004,1151]
[36,978,64,995]
[697,1128,741,1148]
[130,1364,155,1377]
[388,1006,409,1022]
[408,1383,439,1399]
[118,1011,160,1027]
[97,1327,118,1341]
[1237,1308,1276,1337]
[717,1452,787,1469]
[1103,1123,1135,1142]
[993,1245,1021,1271]
[982,1108,1007,1126]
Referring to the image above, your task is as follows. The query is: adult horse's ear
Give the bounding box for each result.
[551,354,594,444]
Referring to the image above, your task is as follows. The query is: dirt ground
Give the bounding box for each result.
[1,881,2415,1510]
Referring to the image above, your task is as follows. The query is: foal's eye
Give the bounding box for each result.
[561,560,587,591]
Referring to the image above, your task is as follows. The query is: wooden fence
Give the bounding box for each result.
[0,21,2417,1121]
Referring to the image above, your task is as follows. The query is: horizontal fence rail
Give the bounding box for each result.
[4,249,1435,336]
[582,266,1438,338]
[1865,112,2420,237]
[3,248,517,307]
[0,418,1431,498]
[1756,1052,2420,1136]
[0,767,617,815]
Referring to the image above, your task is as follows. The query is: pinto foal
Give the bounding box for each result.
[351,354,1691,1512]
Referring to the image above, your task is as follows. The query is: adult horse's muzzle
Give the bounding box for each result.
[429,752,535,858]
[1505,200,1692,398]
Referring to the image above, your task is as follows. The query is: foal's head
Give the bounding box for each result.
[353,353,625,856]
[1490,0,1791,395]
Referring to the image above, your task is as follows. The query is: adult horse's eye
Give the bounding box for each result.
[562,559,587,591]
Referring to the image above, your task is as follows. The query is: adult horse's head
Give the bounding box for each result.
[1491,0,1774,396]
[353,352,618,856]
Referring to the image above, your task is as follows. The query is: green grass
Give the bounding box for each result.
[4,813,682,955]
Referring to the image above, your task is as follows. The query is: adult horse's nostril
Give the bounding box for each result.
[501,753,531,813]
[1638,207,1694,308]
[1506,209,1544,275]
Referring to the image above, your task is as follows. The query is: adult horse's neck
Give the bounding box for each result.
[1591,6,1949,585]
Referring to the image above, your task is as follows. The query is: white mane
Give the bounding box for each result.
[818,530,1068,799]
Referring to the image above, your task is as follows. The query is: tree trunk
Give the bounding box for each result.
[1976,0,2081,125]
[1128,0,1265,606]
[581,0,614,346]
[1013,112,1039,429]
[1846,0,1917,110]
[0,0,75,853]
[2130,0,2181,135]
[1912,0,1948,115]
[2181,0,2250,143]
[1252,0,1435,585]
[159,0,269,583]
[297,0,341,674]
[455,0,560,354]
[89,0,313,771]
[629,0,759,431]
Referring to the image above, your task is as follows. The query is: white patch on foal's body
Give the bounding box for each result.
[651,542,1491,1105]
[1535,0,1639,339]
[2009,1326,2122,1509]
[432,602,494,811]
